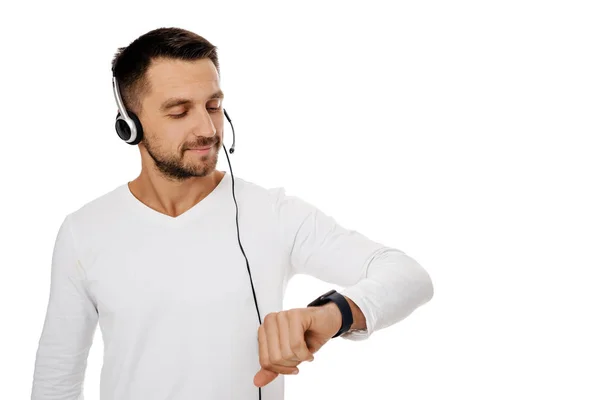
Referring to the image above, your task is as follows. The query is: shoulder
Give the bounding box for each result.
[64,183,128,234]
[231,173,319,227]
[228,173,315,233]
[229,173,287,210]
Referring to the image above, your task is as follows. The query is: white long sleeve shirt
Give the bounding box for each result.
[31,171,433,400]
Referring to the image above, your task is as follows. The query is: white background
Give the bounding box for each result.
[1,0,599,399]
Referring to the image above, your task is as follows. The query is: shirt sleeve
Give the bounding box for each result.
[31,214,99,400]
[270,187,434,341]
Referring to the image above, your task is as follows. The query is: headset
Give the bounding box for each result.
[112,74,264,399]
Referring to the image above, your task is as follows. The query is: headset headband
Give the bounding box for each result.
[112,76,130,120]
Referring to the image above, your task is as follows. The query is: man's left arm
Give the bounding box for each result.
[273,187,434,340]
[254,188,434,387]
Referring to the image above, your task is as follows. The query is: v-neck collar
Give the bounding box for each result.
[121,171,231,227]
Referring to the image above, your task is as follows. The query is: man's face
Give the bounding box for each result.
[138,57,224,181]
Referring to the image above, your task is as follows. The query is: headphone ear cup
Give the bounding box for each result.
[115,112,130,141]
[128,112,144,145]
[115,111,143,145]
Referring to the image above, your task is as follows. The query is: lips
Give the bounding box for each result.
[187,144,214,150]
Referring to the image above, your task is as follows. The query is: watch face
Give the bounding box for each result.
[309,298,326,307]
[320,289,337,299]
[308,289,337,307]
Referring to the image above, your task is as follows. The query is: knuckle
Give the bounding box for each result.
[265,312,277,323]
[276,311,287,322]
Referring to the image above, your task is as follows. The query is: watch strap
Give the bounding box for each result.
[307,289,354,338]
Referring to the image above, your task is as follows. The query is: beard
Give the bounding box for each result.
[143,133,222,181]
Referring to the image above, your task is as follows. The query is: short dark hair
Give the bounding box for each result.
[111,27,220,115]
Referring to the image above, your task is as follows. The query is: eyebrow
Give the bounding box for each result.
[159,90,225,111]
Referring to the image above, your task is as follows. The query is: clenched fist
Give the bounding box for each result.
[253,303,342,387]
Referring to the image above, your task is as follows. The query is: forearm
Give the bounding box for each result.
[340,247,434,337]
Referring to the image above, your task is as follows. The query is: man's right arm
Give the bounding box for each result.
[31,214,99,400]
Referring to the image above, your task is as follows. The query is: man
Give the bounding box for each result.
[30,27,434,400]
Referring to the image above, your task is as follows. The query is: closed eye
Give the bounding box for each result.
[169,111,188,119]
[169,108,221,119]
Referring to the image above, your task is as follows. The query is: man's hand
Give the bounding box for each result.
[253,303,342,388]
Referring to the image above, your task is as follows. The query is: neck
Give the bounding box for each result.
[128,168,225,218]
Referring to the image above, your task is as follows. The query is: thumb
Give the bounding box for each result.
[254,368,279,387]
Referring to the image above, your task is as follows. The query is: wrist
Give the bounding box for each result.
[322,302,343,334]
[325,296,366,331]
[307,290,354,338]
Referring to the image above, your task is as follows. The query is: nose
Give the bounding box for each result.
[192,108,217,138]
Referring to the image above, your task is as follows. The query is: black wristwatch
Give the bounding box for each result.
[307,289,354,338]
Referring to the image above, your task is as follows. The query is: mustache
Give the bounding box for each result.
[184,135,220,150]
